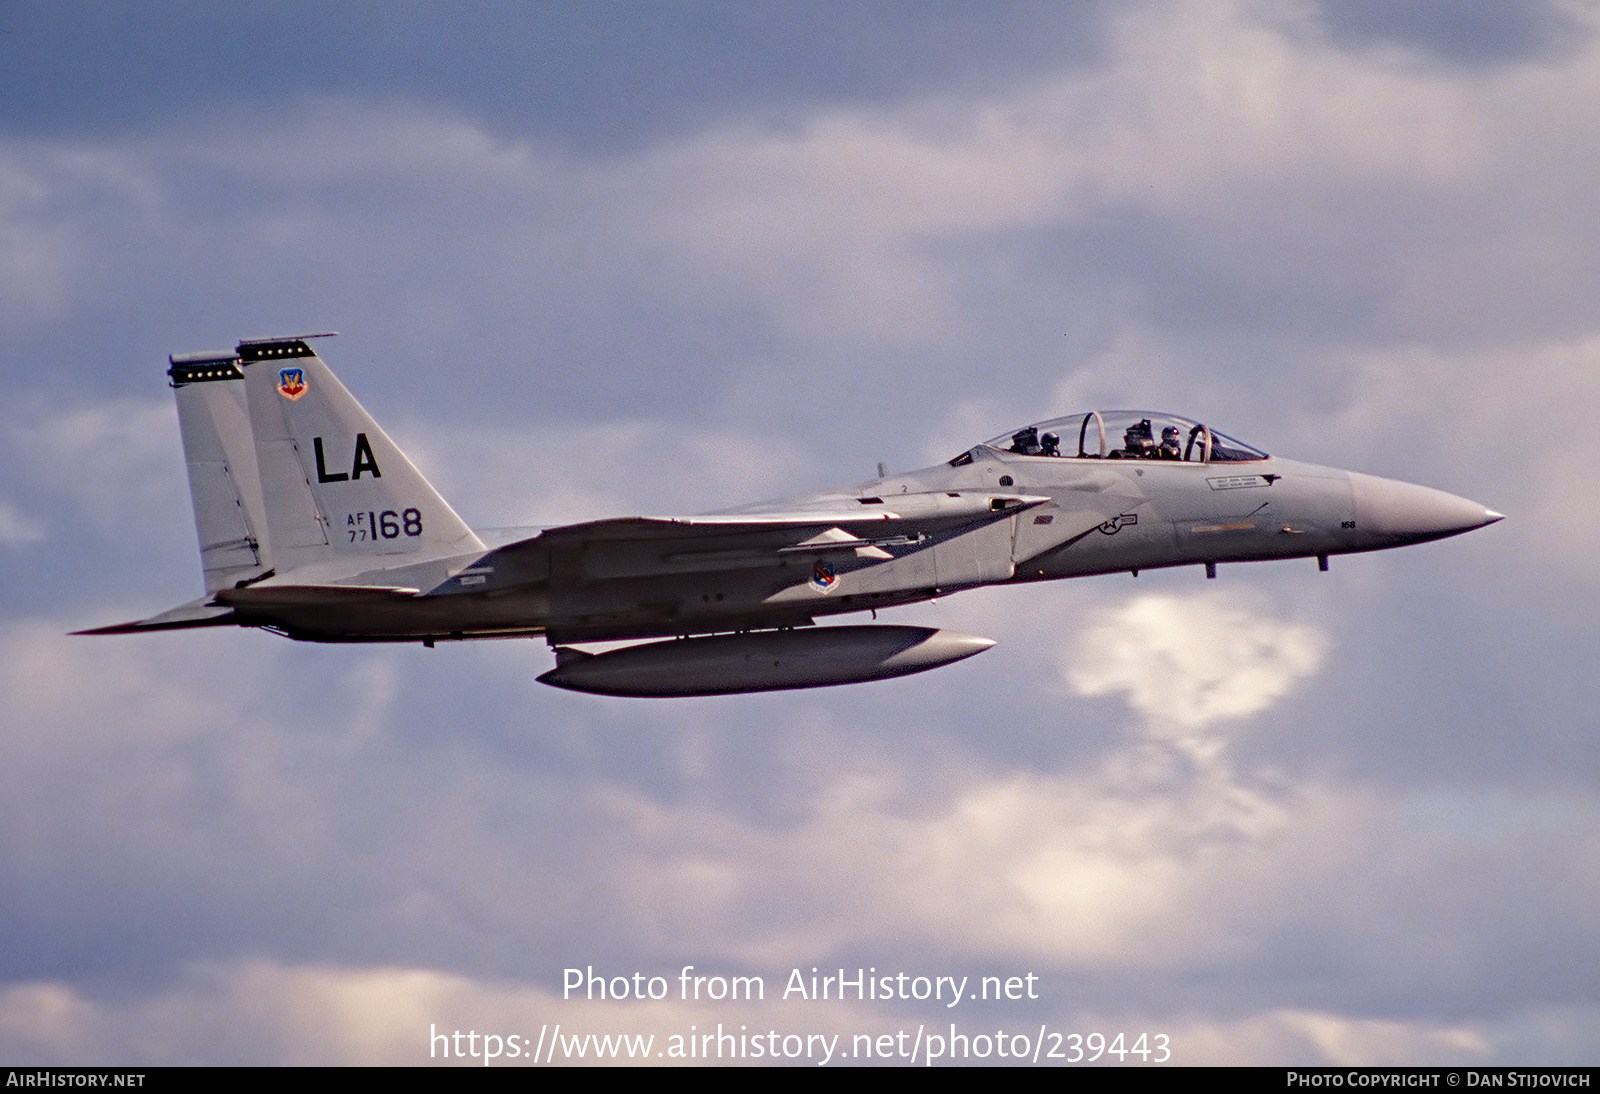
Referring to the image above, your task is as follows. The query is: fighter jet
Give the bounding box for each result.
[80,334,1502,696]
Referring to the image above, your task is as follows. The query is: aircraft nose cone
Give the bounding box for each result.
[1349,472,1503,546]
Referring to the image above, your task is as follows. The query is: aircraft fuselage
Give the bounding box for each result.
[227,444,1493,646]
[84,342,1501,696]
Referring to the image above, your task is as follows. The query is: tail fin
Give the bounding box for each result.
[168,350,273,592]
[238,335,483,577]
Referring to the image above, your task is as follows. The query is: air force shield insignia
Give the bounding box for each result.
[277,367,307,400]
[810,559,839,592]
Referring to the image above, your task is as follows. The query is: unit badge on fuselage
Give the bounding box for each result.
[811,559,840,592]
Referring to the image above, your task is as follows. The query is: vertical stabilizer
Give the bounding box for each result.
[238,335,484,577]
[168,352,273,592]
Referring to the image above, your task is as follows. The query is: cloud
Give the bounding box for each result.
[405,417,825,529]
[1161,1006,1490,1066]
[0,157,75,325]
[1308,0,1592,67]
[1067,591,1328,737]
[0,500,45,545]
[8,1,1600,426]
[1287,337,1600,580]
[4,585,1598,1062]
[6,398,184,536]
[0,962,549,1066]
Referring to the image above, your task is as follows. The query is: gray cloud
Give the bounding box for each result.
[1310,0,1592,67]
[0,1,1114,150]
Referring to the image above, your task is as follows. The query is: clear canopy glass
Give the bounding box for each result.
[972,411,1268,464]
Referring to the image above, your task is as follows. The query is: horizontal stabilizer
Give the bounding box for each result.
[73,598,237,635]
[214,584,421,610]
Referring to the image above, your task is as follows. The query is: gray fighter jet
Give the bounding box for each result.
[81,335,1502,696]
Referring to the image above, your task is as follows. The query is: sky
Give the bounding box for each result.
[1,0,1596,1067]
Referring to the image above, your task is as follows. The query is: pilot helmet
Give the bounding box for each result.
[1123,419,1153,453]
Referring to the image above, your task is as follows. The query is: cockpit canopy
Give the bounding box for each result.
[954,411,1268,465]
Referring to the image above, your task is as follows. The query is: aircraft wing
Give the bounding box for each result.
[544,489,1055,534]
[82,490,1051,643]
[431,492,1050,592]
